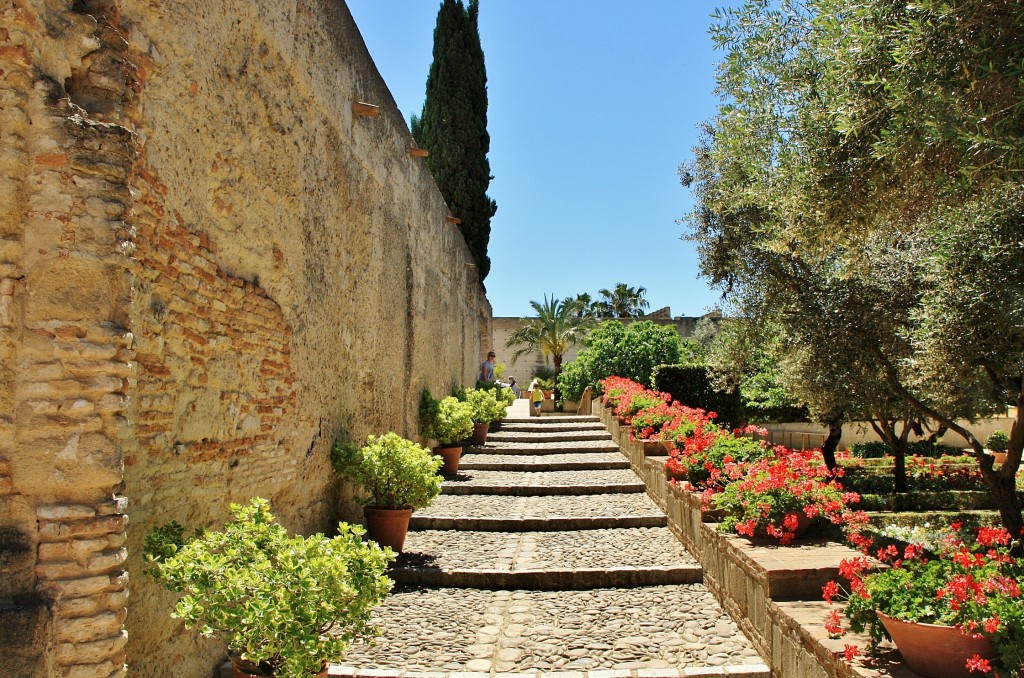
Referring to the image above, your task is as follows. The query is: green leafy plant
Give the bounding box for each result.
[331,432,443,510]
[827,524,1024,675]
[464,388,506,424]
[558,321,682,402]
[712,448,864,545]
[986,430,1011,453]
[144,498,393,678]
[420,394,474,446]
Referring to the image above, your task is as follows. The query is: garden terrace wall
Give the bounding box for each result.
[596,399,902,678]
[2,2,491,677]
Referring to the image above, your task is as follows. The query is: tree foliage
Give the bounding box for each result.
[558,321,682,401]
[684,0,1024,537]
[413,0,496,279]
[505,295,594,401]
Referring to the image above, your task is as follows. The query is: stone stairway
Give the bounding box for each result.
[336,407,769,677]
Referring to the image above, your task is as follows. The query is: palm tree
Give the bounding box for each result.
[597,283,650,317]
[506,295,594,401]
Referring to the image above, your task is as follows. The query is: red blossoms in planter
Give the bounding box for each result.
[711,448,867,545]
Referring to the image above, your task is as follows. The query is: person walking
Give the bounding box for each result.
[529,378,544,417]
[480,351,496,382]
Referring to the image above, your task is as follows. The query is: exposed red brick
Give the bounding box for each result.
[35,153,68,167]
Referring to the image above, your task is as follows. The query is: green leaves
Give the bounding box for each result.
[144,498,393,678]
[420,395,475,447]
[333,433,443,510]
[464,387,507,424]
[558,321,683,402]
[416,0,495,278]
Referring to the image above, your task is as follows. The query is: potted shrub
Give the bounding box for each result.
[824,523,1024,677]
[143,498,393,678]
[985,429,1011,465]
[331,432,443,552]
[465,388,507,445]
[420,394,474,475]
[711,448,865,545]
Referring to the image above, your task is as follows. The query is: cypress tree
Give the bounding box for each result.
[412,0,497,280]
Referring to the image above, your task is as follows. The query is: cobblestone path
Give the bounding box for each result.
[336,404,768,678]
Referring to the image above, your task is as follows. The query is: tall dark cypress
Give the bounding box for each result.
[412,0,497,280]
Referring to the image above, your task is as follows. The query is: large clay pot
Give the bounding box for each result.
[471,422,489,446]
[877,611,998,678]
[363,506,413,553]
[233,665,328,678]
[434,445,462,475]
[229,652,328,677]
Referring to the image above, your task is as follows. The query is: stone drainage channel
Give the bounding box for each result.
[334,403,770,678]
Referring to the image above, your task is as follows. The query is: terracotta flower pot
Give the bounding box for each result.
[662,440,675,455]
[363,506,413,553]
[471,422,489,446]
[434,445,462,475]
[877,611,998,678]
[233,665,328,678]
[230,652,328,677]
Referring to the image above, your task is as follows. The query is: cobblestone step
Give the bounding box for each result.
[390,528,701,589]
[410,494,668,531]
[467,440,621,455]
[336,586,769,676]
[495,421,608,433]
[442,469,644,496]
[329,405,769,677]
[502,415,600,424]
[486,430,613,443]
[458,452,630,472]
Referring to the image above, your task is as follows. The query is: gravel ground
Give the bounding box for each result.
[443,469,642,489]
[496,422,607,432]
[340,586,762,673]
[487,431,614,443]
[476,440,619,452]
[418,493,664,521]
[459,452,628,468]
[397,528,697,571]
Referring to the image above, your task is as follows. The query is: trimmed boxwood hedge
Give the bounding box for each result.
[651,364,744,428]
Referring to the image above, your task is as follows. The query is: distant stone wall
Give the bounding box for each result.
[1,1,491,676]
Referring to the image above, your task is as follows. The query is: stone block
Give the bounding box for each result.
[37,504,97,521]
[55,629,127,664]
[38,514,127,542]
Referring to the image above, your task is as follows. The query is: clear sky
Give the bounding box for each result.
[346,1,729,318]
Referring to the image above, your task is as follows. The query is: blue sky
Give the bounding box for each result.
[346,1,729,317]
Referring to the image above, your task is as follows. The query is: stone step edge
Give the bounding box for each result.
[441,483,645,496]
[483,438,610,444]
[501,416,600,423]
[388,564,703,590]
[457,461,631,472]
[465,446,621,456]
[489,426,610,433]
[409,515,669,531]
[324,664,772,677]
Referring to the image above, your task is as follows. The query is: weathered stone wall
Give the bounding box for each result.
[2,1,491,676]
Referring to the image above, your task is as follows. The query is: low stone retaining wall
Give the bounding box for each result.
[595,399,912,678]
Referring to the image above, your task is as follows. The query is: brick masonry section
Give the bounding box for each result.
[3,1,492,676]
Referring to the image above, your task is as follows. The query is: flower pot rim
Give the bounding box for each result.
[875,610,986,636]
[364,504,414,512]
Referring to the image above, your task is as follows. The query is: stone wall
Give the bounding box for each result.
[2,1,491,676]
